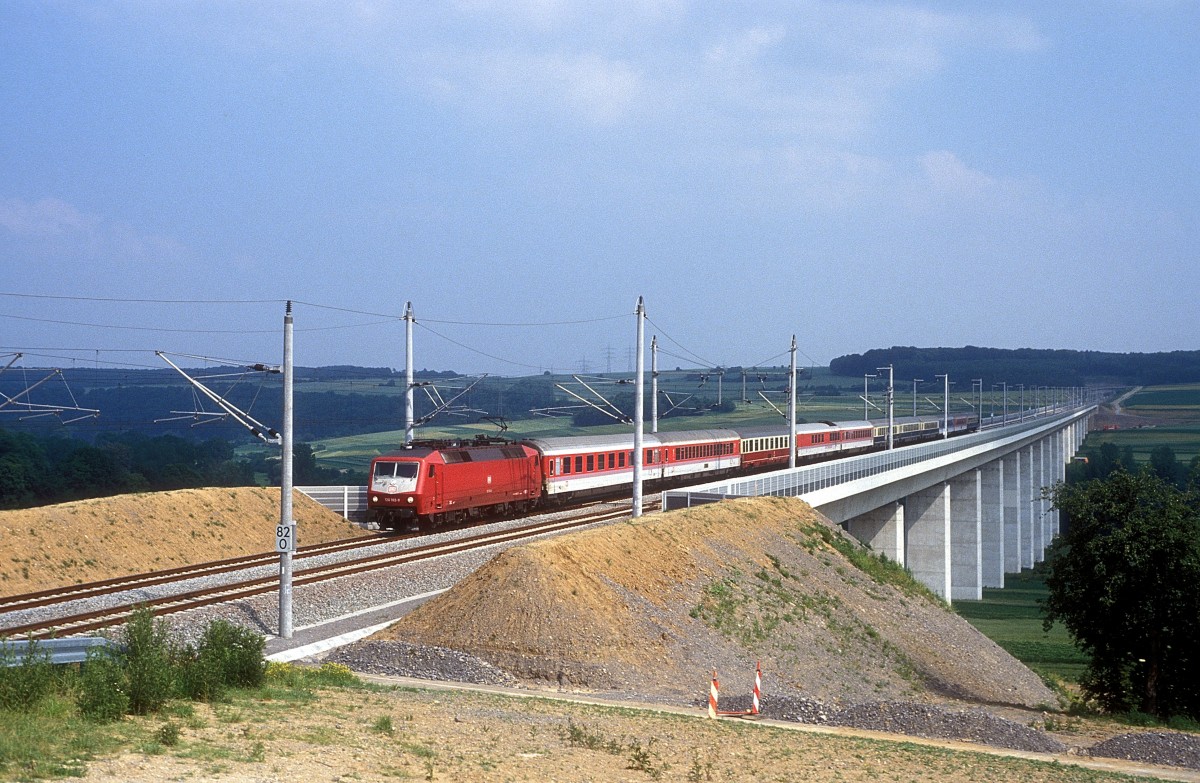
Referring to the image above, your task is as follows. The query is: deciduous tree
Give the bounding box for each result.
[1045,469,1200,719]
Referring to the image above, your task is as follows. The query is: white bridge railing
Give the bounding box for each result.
[296,485,369,526]
[662,407,1094,513]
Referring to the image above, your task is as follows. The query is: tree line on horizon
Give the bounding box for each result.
[0,427,361,510]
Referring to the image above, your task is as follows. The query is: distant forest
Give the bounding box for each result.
[829,347,1200,388]
[0,428,358,510]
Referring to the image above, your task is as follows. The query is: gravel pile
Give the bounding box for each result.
[698,692,833,724]
[828,701,1068,754]
[1088,731,1200,770]
[694,693,1068,755]
[325,640,516,687]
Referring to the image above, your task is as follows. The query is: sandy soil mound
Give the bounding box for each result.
[0,487,368,596]
[376,496,1056,710]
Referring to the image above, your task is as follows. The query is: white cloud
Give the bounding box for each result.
[705,26,787,66]
[421,47,644,125]
[0,198,98,237]
[0,197,193,270]
[920,150,996,196]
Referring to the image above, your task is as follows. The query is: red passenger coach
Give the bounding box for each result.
[368,439,542,530]
[526,429,741,503]
[737,421,875,469]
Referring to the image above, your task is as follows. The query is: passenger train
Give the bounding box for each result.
[367,414,979,530]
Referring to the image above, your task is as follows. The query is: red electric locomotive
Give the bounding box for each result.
[368,437,542,530]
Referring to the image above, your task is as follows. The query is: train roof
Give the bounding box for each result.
[733,420,874,439]
[522,429,739,456]
[374,441,535,461]
[879,415,941,426]
[652,429,741,445]
[373,447,436,459]
[522,433,638,455]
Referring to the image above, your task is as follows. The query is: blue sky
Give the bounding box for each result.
[1,1,1196,376]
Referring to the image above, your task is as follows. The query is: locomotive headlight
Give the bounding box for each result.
[371,495,379,503]
[407,496,415,504]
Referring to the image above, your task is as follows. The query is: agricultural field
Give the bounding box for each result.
[1085,383,1200,465]
[953,568,1088,685]
[1121,384,1200,422]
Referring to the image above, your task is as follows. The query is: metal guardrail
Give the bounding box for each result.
[1,636,120,666]
[662,407,1094,512]
[296,485,369,526]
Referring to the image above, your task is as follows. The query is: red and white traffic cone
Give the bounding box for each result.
[752,661,762,715]
[708,670,719,719]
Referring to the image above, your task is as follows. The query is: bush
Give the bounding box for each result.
[0,636,55,710]
[120,608,176,715]
[178,619,266,702]
[77,646,130,723]
[199,619,266,689]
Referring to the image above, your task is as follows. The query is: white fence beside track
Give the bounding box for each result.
[296,485,370,527]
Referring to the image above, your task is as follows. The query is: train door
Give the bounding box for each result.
[428,463,443,509]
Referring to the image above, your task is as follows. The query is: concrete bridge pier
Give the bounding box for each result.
[905,483,951,600]
[1033,441,1047,563]
[1051,430,1065,538]
[950,470,982,601]
[1021,445,1035,569]
[1002,450,1022,574]
[981,460,1004,589]
[845,501,905,567]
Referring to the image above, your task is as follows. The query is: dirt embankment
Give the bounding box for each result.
[0,487,368,596]
[375,496,1056,710]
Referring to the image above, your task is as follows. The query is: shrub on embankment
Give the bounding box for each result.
[1,608,266,723]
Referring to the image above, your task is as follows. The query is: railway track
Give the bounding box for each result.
[0,533,396,616]
[0,502,651,641]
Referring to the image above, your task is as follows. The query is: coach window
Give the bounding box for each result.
[618,452,625,467]
[608,453,615,469]
[587,455,594,471]
[562,458,571,474]
[575,456,583,473]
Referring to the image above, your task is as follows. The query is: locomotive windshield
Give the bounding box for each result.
[373,461,419,480]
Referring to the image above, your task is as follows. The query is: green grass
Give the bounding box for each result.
[0,661,371,781]
[953,568,1087,684]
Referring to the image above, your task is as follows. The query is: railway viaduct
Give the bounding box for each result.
[662,406,1094,602]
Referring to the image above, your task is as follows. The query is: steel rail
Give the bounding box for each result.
[0,533,394,615]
